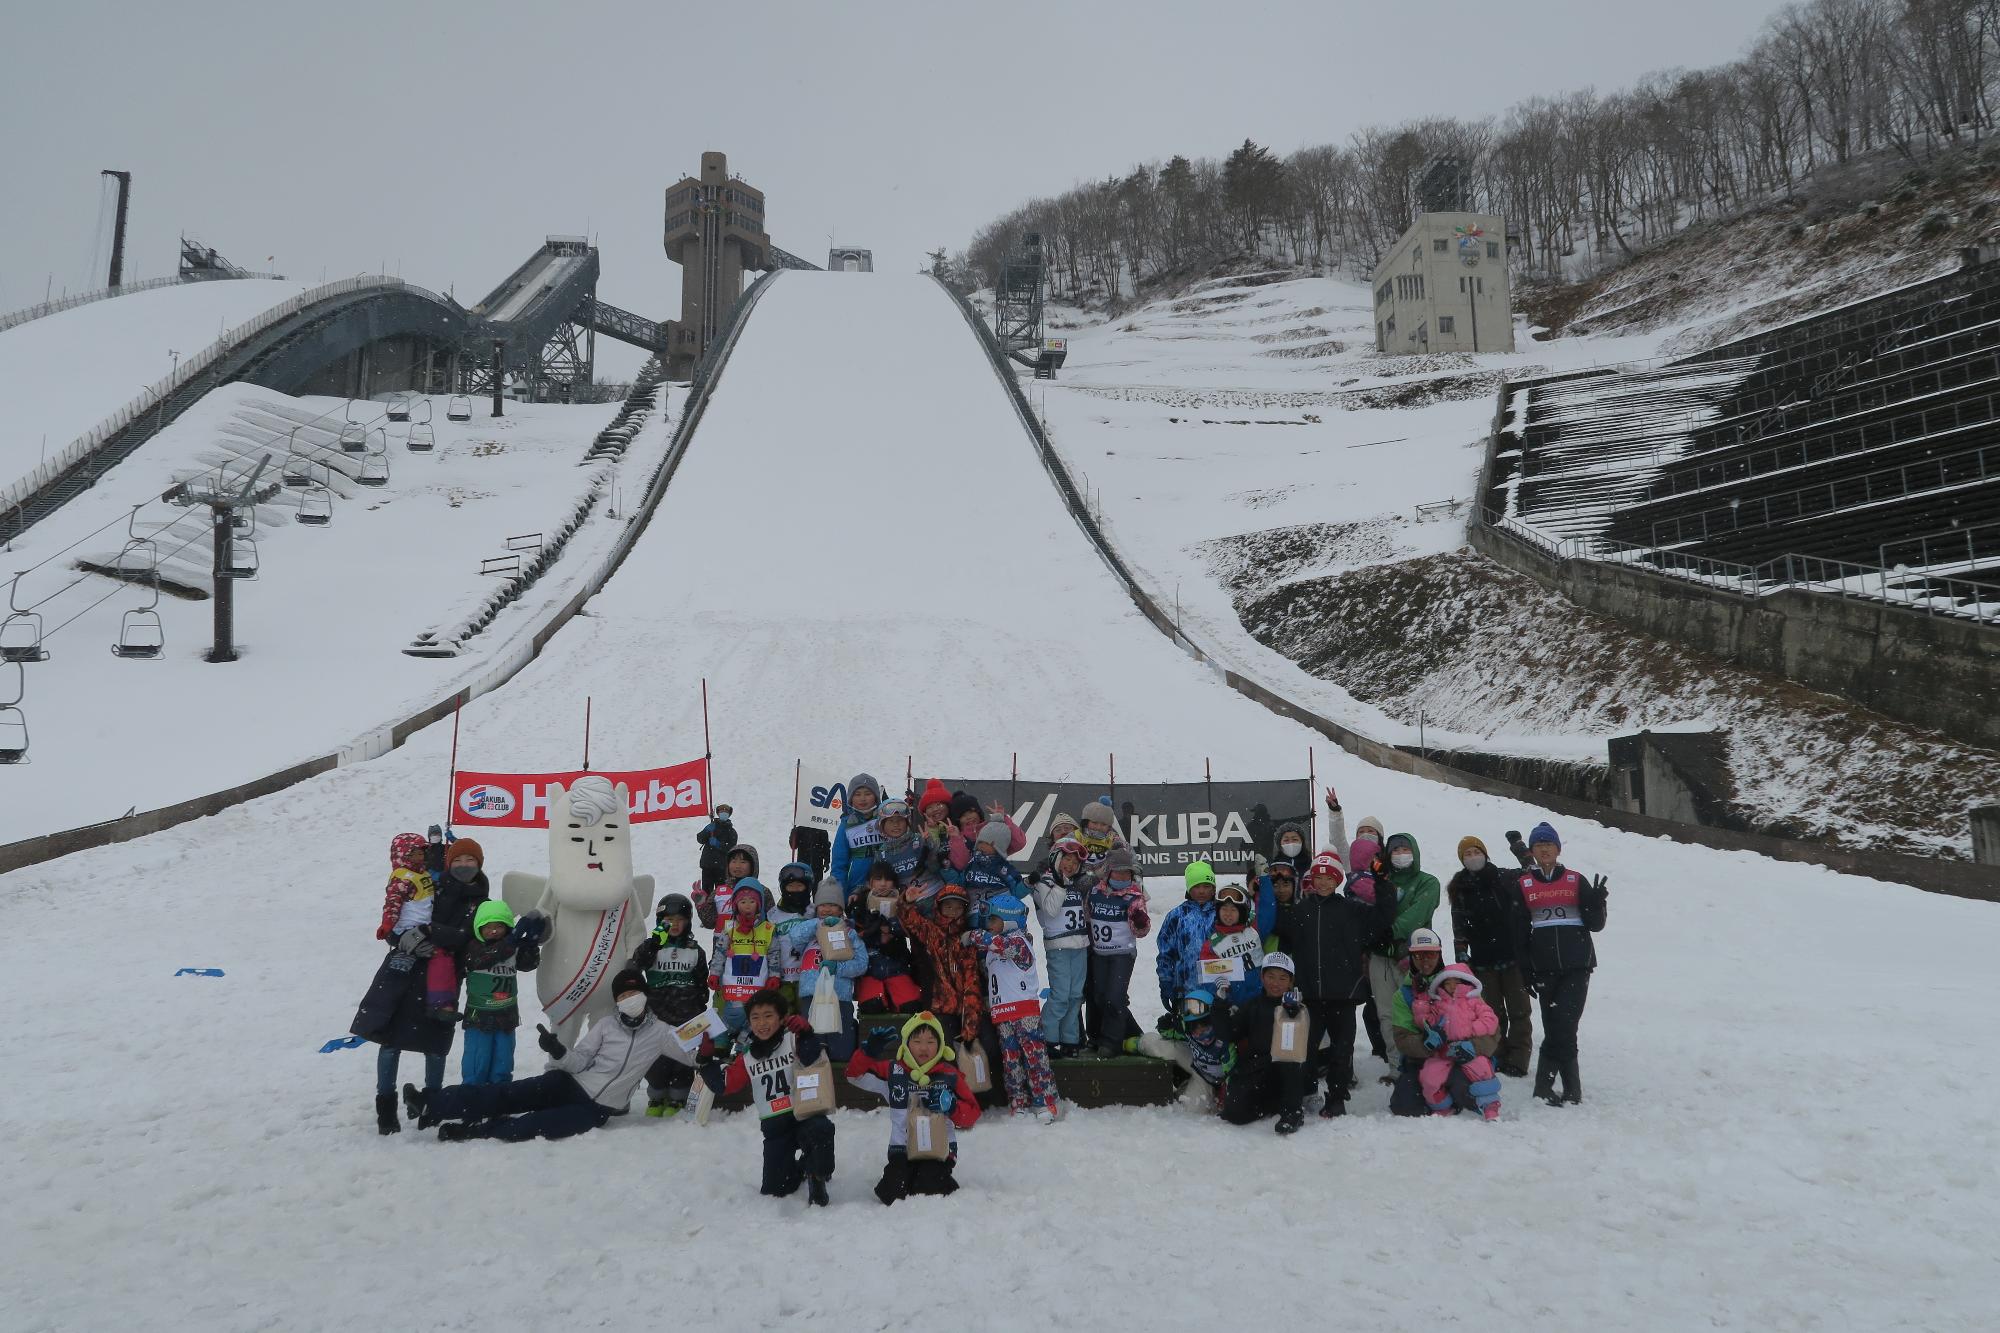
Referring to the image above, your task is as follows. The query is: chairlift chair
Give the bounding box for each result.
[357,450,390,488]
[283,427,315,487]
[2,575,48,663]
[386,394,411,422]
[340,399,368,452]
[0,664,26,764]
[447,394,472,422]
[410,397,433,425]
[406,421,434,452]
[296,486,333,526]
[223,535,259,580]
[111,574,164,660]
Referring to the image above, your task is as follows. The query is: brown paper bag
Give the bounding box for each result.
[867,890,901,919]
[956,1045,991,1093]
[792,1054,837,1119]
[1271,1009,1307,1064]
[906,1108,952,1161]
[816,920,855,963]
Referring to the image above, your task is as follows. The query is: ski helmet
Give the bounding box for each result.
[655,892,694,920]
[876,799,911,825]
[983,894,1028,930]
[778,861,813,889]
[1182,986,1216,1021]
[1214,882,1250,925]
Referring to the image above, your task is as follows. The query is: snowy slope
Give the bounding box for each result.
[0,384,676,842]
[1036,271,2000,853]
[0,278,305,480]
[1,272,1994,1331]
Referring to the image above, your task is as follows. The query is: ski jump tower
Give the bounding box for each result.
[662,151,771,378]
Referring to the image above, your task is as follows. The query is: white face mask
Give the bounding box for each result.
[1462,854,1486,872]
[1390,851,1414,870]
[1280,840,1302,856]
[615,992,649,1018]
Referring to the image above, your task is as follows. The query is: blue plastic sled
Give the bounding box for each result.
[175,967,225,977]
[319,1036,368,1053]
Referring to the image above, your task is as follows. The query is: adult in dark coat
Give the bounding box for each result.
[1272,848,1391,1117]
[1447,835,1534,1077]
[351,833,491,1134]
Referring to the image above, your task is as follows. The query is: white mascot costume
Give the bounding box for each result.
[502,775,654,1045]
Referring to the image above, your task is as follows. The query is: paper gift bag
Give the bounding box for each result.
[956,1045,991,1092]
[906,1108,952,1161]
[816,920,856,962]
[792,1054,837,1119]
[1271,1009,1307,1064]
[808,971,844,1035]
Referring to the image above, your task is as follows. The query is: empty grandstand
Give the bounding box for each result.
[1484,260,2000,623]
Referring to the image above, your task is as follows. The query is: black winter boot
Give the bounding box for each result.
[807,1176,830,1207]
[1560,1057,1582,1105]
[375,1092,400,1135]
[1534,1052,1560,1106]
[437,1122,479,1142]
[401,1082,438,1130]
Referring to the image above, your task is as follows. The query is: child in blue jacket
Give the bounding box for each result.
[796,878,871,1058]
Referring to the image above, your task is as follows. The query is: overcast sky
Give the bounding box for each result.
[2,0,1791,373]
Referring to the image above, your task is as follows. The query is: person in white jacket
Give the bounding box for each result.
[1031,836,1095,1058]
[402,969,692,1141]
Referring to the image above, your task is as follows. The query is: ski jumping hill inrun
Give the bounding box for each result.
[1,272,1994,1330]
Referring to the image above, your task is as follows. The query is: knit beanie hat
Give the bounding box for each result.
[917,778,953,814]
[1103,847,1136,877]
[445,837,484,867]
[1458,836,1490,863]
[1183,860,1217,891]
[611,967,648,998]
[1081,798,1117,827]
[1528,821,1561,849]
[978,819,1012,851]
[948,791,983,827]
[1049,812,1080,839]
[1355,814,1386,842]
[472,899,515,933]
[814,876,847,910]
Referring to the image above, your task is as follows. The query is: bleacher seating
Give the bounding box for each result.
[1487,261,2000,620]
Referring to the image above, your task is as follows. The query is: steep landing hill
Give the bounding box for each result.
[1039,259,1999,859]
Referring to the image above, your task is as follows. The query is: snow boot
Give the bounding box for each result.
[1319,1096,1346,1119]
[437,1122,478,1142]
[1534,1052,1560,1106]
[1094,1037,1120,1059]
[375,1092,400,1136]
[807,1176,830,1207]
[401,1082,438,1130]
[1275,1108,1304,1136]
[645,1097,668,1118]
[1560,1057,1582,1105]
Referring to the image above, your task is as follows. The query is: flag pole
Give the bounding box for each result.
[445,697,462,826]
[701,678,714,810]
[1308,746,1318,851]
[582,696,592,770]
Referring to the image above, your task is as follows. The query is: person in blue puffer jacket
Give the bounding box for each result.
[951,819,1030,916]
[796,878,872,1059]
[829,772,885,891]
[1154,860,1219,1028]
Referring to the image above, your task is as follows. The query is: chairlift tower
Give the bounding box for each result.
[994,233,1066,378]
[168,454,271,663]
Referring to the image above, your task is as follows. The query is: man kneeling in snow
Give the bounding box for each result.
[402,969,690,1141]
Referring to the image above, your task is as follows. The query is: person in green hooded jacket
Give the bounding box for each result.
[459,899,546,1086]
[1363,831,1440,1081]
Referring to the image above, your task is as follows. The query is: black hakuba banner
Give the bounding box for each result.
[924,776,1312,875]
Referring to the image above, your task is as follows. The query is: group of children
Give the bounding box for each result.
[361,772,1607,1203]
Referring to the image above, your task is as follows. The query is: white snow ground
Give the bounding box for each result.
[0,384,676,841]
[1,272,1994,1331]
[0,278,306,485]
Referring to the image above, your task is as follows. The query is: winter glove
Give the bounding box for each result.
[632,938,660,969]
[1156,1012,1180,1035]
[395,927,436,958]
[785,1014,812,1035]
[1423,1024,1446,1052]
[924,1083,955,1113]
[1324,785,1340,811]
[697,1060,727,1094]
[705,975,721,991]
[697,1035,716,1061]
[535,1023,566,1059]
[862,1026,899,1058]
[1449,1040,1477,1064]
[1282,990,1303,1018]
[513,913,550,947]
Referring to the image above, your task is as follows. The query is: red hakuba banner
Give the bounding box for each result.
[452,760,710,828]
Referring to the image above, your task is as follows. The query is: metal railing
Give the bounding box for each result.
[1879,517,2000,575]
[1483,505,1999,624]
[0,273,282,337]
[0,275,428,513]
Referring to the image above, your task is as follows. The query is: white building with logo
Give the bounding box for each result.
[1369,211,1514,354]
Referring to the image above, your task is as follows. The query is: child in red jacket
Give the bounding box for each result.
[845,1010,981,1204]
[897,882,984,1041]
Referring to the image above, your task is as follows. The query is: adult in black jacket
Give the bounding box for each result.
[1220,955,1312,1135]
[1273,850,1391,1117]
[1507,822,1608,1107]
[424,835,492,987]
[695,806,739,894]
[1447,835,1533,1077]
